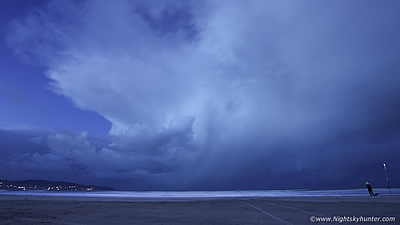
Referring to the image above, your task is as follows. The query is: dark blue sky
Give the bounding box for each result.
[1,0,399,191]
[0,0,111,135]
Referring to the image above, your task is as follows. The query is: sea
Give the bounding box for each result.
[0,188,399,199]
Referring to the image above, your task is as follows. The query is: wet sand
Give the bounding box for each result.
[0,195,399,224]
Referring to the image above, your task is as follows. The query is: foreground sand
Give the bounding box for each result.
[0,195,399,225]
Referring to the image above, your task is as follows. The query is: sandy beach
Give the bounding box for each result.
[0,195,399,225]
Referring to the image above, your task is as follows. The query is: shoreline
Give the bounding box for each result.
[0,187,398,199]
[1,193,400,202]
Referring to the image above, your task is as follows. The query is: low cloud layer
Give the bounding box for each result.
[2,0,400,190]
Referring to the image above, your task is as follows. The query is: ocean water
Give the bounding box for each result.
[0,188,398,198]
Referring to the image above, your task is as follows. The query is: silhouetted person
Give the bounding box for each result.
[366,182,376,196]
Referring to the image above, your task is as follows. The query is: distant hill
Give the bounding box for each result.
[0,180,116,191]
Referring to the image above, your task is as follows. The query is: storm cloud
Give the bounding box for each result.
[2,0,400,190]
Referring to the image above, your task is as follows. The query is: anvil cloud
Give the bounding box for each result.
[1,0,400,190]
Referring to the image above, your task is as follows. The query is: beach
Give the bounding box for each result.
[0,195,399,225]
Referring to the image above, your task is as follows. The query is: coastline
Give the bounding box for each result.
[1,195,399,224]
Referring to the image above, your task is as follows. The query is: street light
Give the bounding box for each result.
[383,163,391,196]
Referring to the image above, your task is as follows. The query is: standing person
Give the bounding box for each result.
[366,182,376,196]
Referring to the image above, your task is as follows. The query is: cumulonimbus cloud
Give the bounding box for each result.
[4,0,400,190]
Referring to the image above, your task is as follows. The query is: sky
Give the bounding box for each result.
[0,0,399,191]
